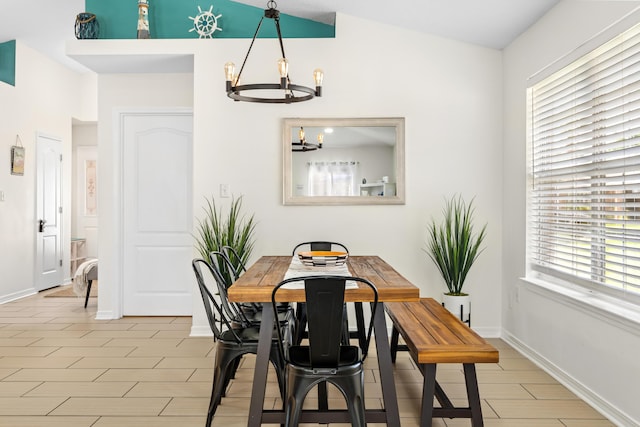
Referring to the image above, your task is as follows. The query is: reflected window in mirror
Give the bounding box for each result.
[283,118,405,205]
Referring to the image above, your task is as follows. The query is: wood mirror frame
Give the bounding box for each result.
[283,117,405,205]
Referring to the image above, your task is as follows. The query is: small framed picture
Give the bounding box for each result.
[11,145,25,175]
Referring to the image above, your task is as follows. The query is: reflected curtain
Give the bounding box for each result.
[307,161,358,196]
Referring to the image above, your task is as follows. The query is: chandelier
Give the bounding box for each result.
[292,127,323,152]
[224,1,323,104]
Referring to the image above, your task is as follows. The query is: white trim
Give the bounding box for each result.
[472,326,501,338]
[503,331,638,427]
[190,325,213,337]
[0,289,37,304]
[521,277,640,336]
[95,310,116,320]
[528,6,640,85]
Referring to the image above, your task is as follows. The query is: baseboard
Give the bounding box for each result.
[0,288,37,304]
[190,325,213,337]
[472,326,501,338]
[502,331,637,427]
[94,310,117,320]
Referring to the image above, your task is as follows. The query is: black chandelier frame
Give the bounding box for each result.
[225,1,322,104]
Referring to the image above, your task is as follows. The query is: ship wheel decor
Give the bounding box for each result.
[189,5,222,38]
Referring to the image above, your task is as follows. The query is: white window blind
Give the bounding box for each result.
[528,22,640,299]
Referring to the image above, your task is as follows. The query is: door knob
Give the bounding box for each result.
[38,219,46,232]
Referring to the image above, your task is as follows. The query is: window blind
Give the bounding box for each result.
[528,22,640,298]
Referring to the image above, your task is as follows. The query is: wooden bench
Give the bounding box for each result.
[385,298,499,427]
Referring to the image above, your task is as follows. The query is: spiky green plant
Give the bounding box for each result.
[194,195,256,285]
[425,195,487,295]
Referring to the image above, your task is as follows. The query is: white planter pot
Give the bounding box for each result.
[442,293,471,325]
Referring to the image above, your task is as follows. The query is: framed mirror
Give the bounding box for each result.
[283,117,405,205]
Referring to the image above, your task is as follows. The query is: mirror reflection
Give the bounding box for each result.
[283,118,405,205]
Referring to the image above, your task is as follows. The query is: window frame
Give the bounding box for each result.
[526,20,640,307]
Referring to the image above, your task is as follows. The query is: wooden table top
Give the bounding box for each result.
[227,255,420,303]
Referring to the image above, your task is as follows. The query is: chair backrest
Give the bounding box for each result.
[209,250,236,288]
[191,258,243,343]
[208,251,253,327]
[221,245,248,281]
[272,275,378,368]
[291,241,349,255]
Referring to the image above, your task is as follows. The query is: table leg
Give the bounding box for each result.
[247,304,275,427]
[373,302,400,426]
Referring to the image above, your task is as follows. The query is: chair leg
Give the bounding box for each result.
[223,356,242,397]
[330,373,366,427]
[84,280,92,308]
[294,303,307,345]
[317,381,328,411]
[270,346,287,400]
[210,349,244,420]
[286,374,314,427]
[390,326,400,363]
[354,302,366,350]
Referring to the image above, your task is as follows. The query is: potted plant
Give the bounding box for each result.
[425,194,487,324]
[194,195,256,285]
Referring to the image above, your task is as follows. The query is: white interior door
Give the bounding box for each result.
[122,112,193,315]
[35,134,64,291]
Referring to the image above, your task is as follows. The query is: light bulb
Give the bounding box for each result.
[277,58,289,78]
[313,69,324,86]
[317,133,324,146]
[224,62,235,82]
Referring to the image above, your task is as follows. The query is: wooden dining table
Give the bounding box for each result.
[227,255,420,426]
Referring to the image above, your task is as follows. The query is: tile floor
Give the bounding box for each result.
[0,287,614,426]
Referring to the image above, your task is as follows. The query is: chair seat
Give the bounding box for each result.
[219,326,283,343]
[245,307,292,325]
[288,345,361,368]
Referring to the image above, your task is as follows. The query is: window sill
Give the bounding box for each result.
[521,277,640,335]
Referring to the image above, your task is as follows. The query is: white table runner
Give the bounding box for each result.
[282,255,358,289]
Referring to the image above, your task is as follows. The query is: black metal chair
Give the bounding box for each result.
[291,241,353,345]
[292,241,349,255]
[210,250,293,329]
[272,275,378,427]
[192,258,286,427]
[208,251,256,327]
[221,245,248,280]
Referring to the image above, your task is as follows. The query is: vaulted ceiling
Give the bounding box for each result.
[0,0,560,72]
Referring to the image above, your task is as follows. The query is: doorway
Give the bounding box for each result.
[120,110,194,315]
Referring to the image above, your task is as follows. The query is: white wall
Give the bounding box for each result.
[0,41,95,302]
[503,2,640,425]
[92,13,503,333]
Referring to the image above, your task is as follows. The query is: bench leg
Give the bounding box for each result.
[84,280,92,308]
[464,363,483,427]
[420,363,437,427]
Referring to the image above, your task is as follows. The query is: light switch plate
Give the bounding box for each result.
[220,184,230,198]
